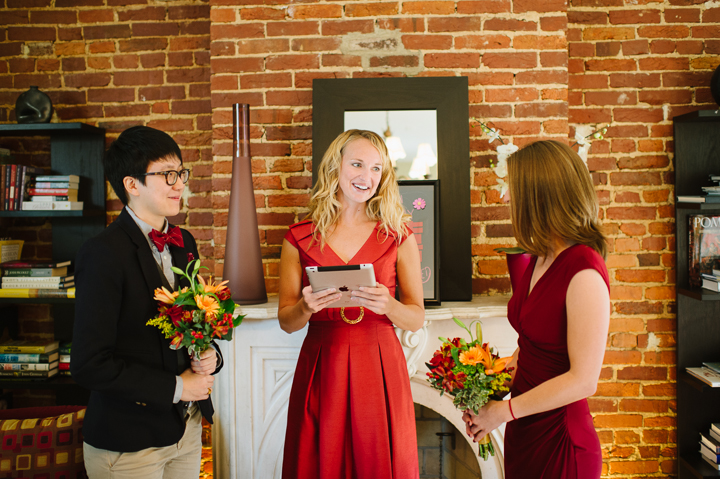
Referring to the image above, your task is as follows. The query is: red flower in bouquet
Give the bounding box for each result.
[426,318,513,460]
[147,259,244,360]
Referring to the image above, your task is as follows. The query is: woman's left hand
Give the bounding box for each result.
[350,283,394,316]
[191,348,218,376]
[462,400,512,442]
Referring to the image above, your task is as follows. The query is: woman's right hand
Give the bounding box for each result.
[301,285,342,314]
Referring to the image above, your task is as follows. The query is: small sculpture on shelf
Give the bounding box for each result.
[15,86,53,124]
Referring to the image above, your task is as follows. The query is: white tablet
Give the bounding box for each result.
[305,264,376,308]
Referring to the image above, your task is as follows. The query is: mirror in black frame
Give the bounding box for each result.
[312,77,471,302]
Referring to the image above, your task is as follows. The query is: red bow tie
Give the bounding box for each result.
[149,226,184,252]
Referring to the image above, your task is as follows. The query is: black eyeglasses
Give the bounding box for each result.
[138,168,190,186]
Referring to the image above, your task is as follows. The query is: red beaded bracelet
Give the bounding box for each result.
[508,398,517,421]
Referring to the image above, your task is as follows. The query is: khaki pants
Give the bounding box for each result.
[83,404,203,479]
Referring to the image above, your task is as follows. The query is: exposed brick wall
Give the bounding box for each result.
[2,0,719,477]
[567,1,718,476]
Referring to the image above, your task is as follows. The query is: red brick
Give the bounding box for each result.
[666,8,700,22]
[692,25,720,38]
[402,35,453,50]
[583,27,635,41]
[615,267,665,284]
[213,23,265,39]
[650,39,676,54]
[585,59,637,71]
[119,38,169,53]
[8,26,56,41]
[428,17,484,32]
[402,1,455,14]
[167,68,210,84]
[483,18,537,31]
[169,5,209,20]
[482,52,537,69]
[457,0,511,14]
[267,54,320,70]
[540,52,567,68]
[513,0,566,12]
[617,366,667,380]
[377,18,426,33]
[114,71,163,86]
[540,16,567,32]
[118,6,166,22]
[241,73,292,89]
[455,34,511,50]
[610,9,661,24]
[595,42,621,57]
[515,35,567,51]
[343,2,398,16]
[609,73,661,88]
[322,20,374,35]
[424,53,479,68]
[638,25,690,38]
[593,414,643,428]
[638,57,689,71]
[639,90,692,105]
[266,90,312,106]
[568,12,607,24]
[113,55,138,69]
[608,461,659,475]
[213,57,264,73]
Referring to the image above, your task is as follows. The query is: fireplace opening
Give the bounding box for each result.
[416,404,482,478]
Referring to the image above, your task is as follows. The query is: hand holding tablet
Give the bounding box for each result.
[305,264,376,309]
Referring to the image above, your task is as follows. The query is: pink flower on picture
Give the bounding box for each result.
[412,198,426,210]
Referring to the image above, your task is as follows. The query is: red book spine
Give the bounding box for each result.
[8,164,16,211]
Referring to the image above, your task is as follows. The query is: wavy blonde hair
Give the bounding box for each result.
[307,129,410,248]
[507,140,607,259]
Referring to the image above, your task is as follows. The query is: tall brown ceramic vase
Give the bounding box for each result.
[224,103,268,304]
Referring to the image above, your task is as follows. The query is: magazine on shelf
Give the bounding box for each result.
[688,215,720,288]
[701,432,720,453]
[686,367,720,387]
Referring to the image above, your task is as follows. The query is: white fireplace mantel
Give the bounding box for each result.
[212,295,517,479]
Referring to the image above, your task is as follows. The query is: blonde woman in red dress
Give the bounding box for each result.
[464,140,610,479]
[278,129,424,479]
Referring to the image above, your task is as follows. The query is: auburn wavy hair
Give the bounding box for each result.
[307,129,410,249]
[507,140,607,259]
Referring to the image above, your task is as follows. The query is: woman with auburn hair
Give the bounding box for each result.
[463,140,610,479]
[278,129,424,479]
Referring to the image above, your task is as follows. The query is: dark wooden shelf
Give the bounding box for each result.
[0,297,74,304]
[679,287,720,301]
[680,372,720,392]
[0,208,103,218]
[0,123,104,136]
[681,453,720,478]
[0,375,82,390]
[677,203,720,210]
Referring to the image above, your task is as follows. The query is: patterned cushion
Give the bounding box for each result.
[0,406,86,479]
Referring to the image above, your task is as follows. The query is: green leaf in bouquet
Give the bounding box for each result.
[452,317,473,341]
[450,347,461,366]
[171,266,185,276]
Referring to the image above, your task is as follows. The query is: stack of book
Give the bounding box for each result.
[702,268,720,292]
[678,174,720,204]
[0,260,75,298]
[58,341,71,376]
[686,362,720,387]
[22,174,82,211]
[0,163,44,211]
[700,423,720,470]
[0,340,59,380]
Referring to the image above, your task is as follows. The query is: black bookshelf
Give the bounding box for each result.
[674,110,720,478]
[0,122,105,406]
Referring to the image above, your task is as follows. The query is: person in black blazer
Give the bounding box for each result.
[72,126,221,478]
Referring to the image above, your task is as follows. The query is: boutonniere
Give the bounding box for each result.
[187,252,195,262]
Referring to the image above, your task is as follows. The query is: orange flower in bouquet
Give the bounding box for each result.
[426,318,513,460]
[147,259,243,360]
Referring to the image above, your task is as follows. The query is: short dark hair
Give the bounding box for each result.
[104,126,183,205]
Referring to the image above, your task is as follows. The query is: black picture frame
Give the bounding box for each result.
[398,180,440,305]
[312,77,471,301]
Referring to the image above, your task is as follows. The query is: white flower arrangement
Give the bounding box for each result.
[472,119,608,197]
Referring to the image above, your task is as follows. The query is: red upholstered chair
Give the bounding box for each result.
[0,405,86,478]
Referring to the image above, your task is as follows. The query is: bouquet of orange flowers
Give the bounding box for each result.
[426,318,513,460]
[147,259,243,360]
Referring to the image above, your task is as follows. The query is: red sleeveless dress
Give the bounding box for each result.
[505,244,609,479]
[282,220,419,479]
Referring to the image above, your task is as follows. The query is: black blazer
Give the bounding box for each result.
[71,208,222,452]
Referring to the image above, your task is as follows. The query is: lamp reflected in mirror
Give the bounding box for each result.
[344,110,437,179]
[408,143,437,179]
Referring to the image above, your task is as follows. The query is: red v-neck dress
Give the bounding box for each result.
[281,220,419,479]
[505,244,609,479]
